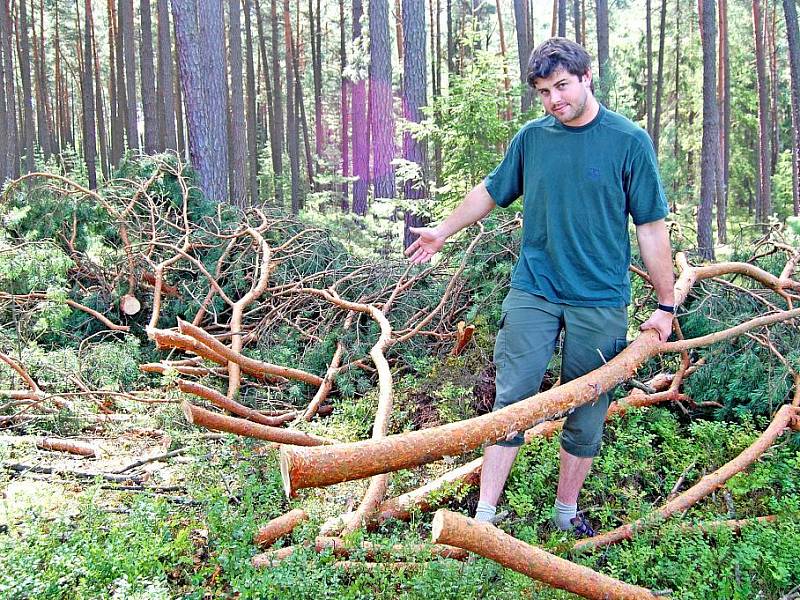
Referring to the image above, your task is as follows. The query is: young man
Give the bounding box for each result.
[405,38,675,536]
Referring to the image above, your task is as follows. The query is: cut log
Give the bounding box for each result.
[253,508,308,547]
[431,509,666,600]
[573,403,800,553]
[182,402,335,446]
[177,379,294,427]
[120,294,141,315]
[35,437,98,457]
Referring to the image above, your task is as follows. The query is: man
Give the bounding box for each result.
[405,38,675,536]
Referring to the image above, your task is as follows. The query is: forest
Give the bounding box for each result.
[1,0,800,598]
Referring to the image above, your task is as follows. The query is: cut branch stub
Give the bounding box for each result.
[36,437,98,457]
[120,294,141,315]
[279,332,663,496]
[182,401,336,446]
[431,510,666,600]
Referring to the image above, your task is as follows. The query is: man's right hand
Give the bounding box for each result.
[405,226,446,264]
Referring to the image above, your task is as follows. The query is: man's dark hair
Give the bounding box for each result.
[527,37,593,88]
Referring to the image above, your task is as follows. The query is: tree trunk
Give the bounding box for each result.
[120,0,139,149]
[752,0,772,226]
[351,0,369,215]
[228,0,247,206]
[572,0,581,42]
[431,510,665,600]
[0,3,7,181]
[255,0,279,203]
[402,0,428,248]
[156,0,176,151]
[17,0,35,173]
[716,0,728,243]
[446,0,454,74]
[172,16,186,157]
[114,0,129,152]
[652,0,667,155]
[785,0,800,216]
[31,0,53,159]
[270,0,285,201]
[310,0,323,159]
[283,0,301,212]
[557,0,566,37]
[139,0,159,153]
[369,0,396,200]
[645,0,653,137]
[340,0,349,210]
[514,0,532,112]
[495,0,512,121]
[243,0,259,204]
[81,0,97,188]
[672,0,680,195]
[595,0,610,104]
[768,3,779,177]
[90,12,110,179]
[106,0,121,164]
[1,0,19,179]
[698,0,717,260]
[171,0,230,202]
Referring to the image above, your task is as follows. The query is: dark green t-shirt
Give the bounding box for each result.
[484,105,668,307]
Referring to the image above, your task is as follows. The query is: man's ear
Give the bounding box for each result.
[581,69,593,86]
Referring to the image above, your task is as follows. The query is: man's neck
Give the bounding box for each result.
[566,96,600,128]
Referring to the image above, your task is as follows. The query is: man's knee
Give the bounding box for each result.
[560,400,609,458]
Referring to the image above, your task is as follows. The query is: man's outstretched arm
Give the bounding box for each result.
[405,182,497,264]
[635,218,675,342]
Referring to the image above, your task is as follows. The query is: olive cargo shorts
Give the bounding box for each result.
[492,288,628,457]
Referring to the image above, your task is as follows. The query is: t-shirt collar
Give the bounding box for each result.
[556,104,606,133]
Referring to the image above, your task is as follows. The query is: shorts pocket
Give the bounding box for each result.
[614,337,628,356]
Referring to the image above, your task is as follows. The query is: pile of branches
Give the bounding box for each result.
[2,161,800,599]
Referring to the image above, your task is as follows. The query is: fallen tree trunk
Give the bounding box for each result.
[253,508,308,547]
[431,509,666,600]
[177,380,293,427]
[572,403,800,553]
[182,402,335,446]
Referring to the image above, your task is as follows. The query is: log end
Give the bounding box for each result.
[430,509,447,545]
[279,445,296,499]
[181,400,196,425]
[120,294,141,315]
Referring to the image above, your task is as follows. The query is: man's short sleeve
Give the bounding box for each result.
[626,133,669,225]
[483,129,525,208]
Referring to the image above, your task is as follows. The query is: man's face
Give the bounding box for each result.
[533,67,593,126]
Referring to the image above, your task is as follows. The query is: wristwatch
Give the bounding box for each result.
[657,303,675,314]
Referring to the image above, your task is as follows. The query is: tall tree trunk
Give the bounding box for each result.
[172,0,230,202]
[310,0,323,158]
[139,0,159,153]
[106,0,121,163]
[17,0,35,172]
[81,0,97,188]
[716,0,728,243]
[255,0,279,203]
[752,0,772,226]
[572,0,581,42]
[31,0,52,159]
[645,0,653,137]
[595,0,610,104]
[698,0,718,260]
[495,0,512,120]
[55,4,70,153]
[446,0,454,74]
[369,0,396,199]
[228,0,247,206]
[351,0,369,215]
[243,0,259,204]
[1,0,19,178]
[173,17,186,157]
[292,13,314,193]
[340,0,349,210]
[114,0,129,153]
[120,0,139,149]
[270,0,285,204]
[557,0,566,37]
[767,4,779,177]
[0,3,7,180]
[283,0,301,212]
[784,0,800,216]
[652,0,667,155]
[156,0,176,150]
[672,0,681,197]
[90,13,110,179]
[402,0,428,248]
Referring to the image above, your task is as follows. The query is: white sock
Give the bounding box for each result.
[474,500,496,522]
[554,499,577,530]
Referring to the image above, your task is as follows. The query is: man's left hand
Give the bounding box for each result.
[639,309,674,342]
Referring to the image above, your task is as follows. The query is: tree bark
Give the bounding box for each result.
[228,0,247,206]
[557,0,566,36]
[90,12,110,179]
[431,510,665,599]
[253,509,308,547]
[310,0,323,159]
[652,0,667,155]
[106,0,121,163]
[369,0,396,199]
[645,0,653,137]
[283,0,301,212]
[698,0,717,260]
[0,1,7,181]
[139,0,159,154]
[243,0,259,204]
[1,0,19,179]
[31,0,53,159]
[270,0,285,203]
[120,0,139,149]
[785,0,800,216]
[156,0,176,151]
[339,0,349,209]
[171,0,230,202]
[402,1,428,248]
[595,0,610,104]
[716,0,728,243]
[572,0,581,42]
[80,0,97,188]
[172,16,186,157]
[17,0,35,173]
[351,0,369,215]
[752,0,772,227]
[114,0,129,152]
